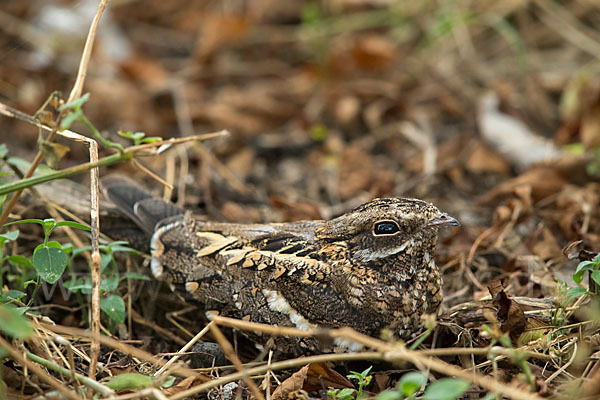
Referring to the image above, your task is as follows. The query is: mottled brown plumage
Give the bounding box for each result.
[102,176,459,355]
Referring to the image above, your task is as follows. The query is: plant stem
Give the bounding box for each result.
[26,351,114,396]
[0,152,125,197]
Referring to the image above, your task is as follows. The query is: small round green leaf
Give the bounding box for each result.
[106,373,153,390]
[46,241,63,250]
[0,230,19,241]
[423,378,470,400]
[32,246,68,284]
[0,304,33,339]
[398,372,427,396]
[100,295,125,323]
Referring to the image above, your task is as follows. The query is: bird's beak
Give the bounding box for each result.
[429,213,460,227]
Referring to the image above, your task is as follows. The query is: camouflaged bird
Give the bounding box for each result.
[101,176,459,355]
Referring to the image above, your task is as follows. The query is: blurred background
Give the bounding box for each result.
[2,0,600,305]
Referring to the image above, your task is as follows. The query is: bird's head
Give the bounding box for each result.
[316,198,459,264]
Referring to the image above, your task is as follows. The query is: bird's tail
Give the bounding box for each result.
[101,175,184,235]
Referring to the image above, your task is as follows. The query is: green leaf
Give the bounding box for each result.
[0,144,7,159]
[7,255,34,269]
[6,157,55,175]
[336,388,357,399]
[32,246,68,284]
[120,272,150,281]
[117,130,135,139]
[101,295,125,323]
[348,365,372,381]
[0,230,19,241]
[59,111,81,130]
[567,286,588,301]
[1,290,27,302]
[0,303,33,339]
[23,280,37,289]
[575,260,597,271]
[360,366,373,378]
[373,390,402,400]
[42,218,56,229]
[108,244,138,255]
[71,245,92,258]
[398,372,427,396]
[3,219,44,227]
[574,260,596,284]
[46,241,63,250]
[54,221,91,231]
[100,253,112,273]
[140,136,162,144]
[64,278,92,293]
[59,93,90,111]
[61,242,73,254]
[101,276,119,292]
[105,373,153,390]
[591,270,600,287]
[161,375,176,388]
[423,378,470,400]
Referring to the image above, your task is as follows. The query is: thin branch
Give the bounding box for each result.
[154,322,213,378]
[209,323,265,400]
[67,0,111,103]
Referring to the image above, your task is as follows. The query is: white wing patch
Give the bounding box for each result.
[333,337,364,352]
[262,289,314,331]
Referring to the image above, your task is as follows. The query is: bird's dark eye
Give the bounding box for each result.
[373,220,400,235]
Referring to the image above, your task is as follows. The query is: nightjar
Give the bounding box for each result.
[101,176,459,355]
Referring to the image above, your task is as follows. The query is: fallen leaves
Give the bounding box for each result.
[271,363,353,400]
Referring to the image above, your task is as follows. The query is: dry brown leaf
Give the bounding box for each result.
[531,226,562,260]
[162,375,212,396]
[220,201,263,223]
[120,55,168,90]
[581,93,600,148]
[338,144,373,200]
[372,373,390,393]
[465,141,511,175]
[196,13,250,59]
[488,280,526,341]
[270,196,322,221]
[334,95,361,126]
[351,34,397,72]
[480,166,568,204]
[271,363,353,400]
[270,364,312,400]
[518,315,549,346]
[304,362,354,391]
